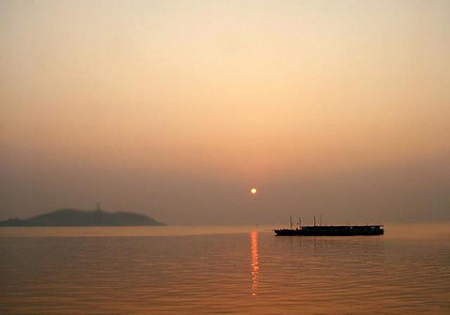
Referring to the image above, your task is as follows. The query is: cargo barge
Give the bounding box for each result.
[274,216,384,236]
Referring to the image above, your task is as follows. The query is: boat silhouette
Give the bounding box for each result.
[274,216,384,236]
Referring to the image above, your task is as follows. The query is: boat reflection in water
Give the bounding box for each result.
[250,231,259,296]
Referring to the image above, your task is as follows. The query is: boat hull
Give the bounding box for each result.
[274,225,384,236]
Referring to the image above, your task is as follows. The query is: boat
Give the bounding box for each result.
[273,216,384,236]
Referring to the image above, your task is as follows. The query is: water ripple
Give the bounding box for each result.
[1,225,449,314]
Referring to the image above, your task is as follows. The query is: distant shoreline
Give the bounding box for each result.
[0,208,166,227]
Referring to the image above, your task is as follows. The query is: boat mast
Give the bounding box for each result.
[290,216,293,229]
[314,215,316,227]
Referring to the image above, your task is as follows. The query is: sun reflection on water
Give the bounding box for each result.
[250,231,259,296]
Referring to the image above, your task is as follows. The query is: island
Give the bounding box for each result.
[0,208,166,227]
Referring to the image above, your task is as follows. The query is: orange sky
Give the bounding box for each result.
[1,0,449,224]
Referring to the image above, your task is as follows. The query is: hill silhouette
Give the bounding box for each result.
[0,209,165,227]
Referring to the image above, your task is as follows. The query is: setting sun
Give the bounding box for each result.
[250,188,257,195]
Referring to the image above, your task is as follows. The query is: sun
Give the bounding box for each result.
[250,188,257,195]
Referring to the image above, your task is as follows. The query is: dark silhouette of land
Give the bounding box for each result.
[0,208,166,227]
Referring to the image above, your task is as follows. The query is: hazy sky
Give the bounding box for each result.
[1,0,449,225]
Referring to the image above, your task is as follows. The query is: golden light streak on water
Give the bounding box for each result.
[250,231,259,296]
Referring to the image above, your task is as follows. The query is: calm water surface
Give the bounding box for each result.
[1,223,449,314]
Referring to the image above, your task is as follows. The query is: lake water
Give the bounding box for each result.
[1,223,449,314]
